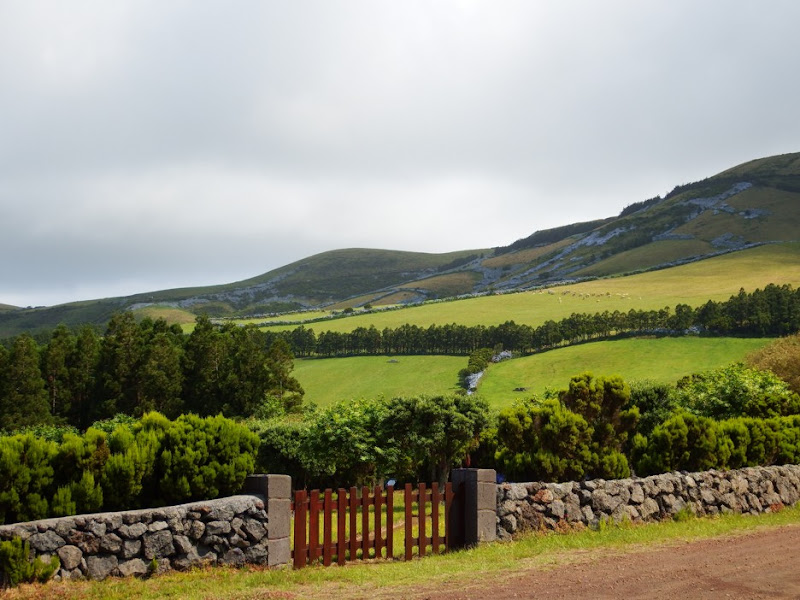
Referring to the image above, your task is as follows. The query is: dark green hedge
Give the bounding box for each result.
[0,412,258,524]
[632,413,800,476]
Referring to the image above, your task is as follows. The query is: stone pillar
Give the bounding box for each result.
[244,474,292,567]
[449,468,497,549]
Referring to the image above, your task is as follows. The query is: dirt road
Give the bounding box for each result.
[429,525,800,600]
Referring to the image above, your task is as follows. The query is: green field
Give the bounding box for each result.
[260,243,800,335]
[294,355,466,407]
[131,305,198,326]
[476,336,774,409]
[292,337,773,409]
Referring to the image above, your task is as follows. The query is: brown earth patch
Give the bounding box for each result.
[423,525,800,600]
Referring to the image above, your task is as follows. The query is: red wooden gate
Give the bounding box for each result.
[292,482,454,568]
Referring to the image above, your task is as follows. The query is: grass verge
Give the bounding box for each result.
[7,505,800,600]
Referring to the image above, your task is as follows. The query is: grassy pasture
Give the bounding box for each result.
[294,355,465,407]
[406,271,482,297]
[291,337,771,409]
[573,239,715,277]
[260,243,800,335]
[481,238,573,268]
[131,305,197,326]
[477,336,774,409]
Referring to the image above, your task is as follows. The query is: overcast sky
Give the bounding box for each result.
[2,1,799,307]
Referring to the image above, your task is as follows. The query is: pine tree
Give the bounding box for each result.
[0,335,51,431]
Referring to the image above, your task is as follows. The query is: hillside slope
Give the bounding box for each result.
[2,151,798,337]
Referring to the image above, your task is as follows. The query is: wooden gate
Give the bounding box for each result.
[292,482,455,568]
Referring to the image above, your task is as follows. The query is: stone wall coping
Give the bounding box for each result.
[0,494,266,535]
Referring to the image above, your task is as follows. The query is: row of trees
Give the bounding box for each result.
[274,284,800,358]
[4,360,800,522]
[0,314,303,432]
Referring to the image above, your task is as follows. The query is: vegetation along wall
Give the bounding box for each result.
[496,464,800,539]
[0,474,290,581]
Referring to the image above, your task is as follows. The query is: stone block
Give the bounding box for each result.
[29,530,65,553]
[116,558,148,578]
[57,545,83,571]
[244,474,291,500]
[267,498,291,539]
[476,510,496,543]
[143,530,174,560]
[100,533,123,554]
[268,536,290,567]
[476,481,496,509]
[122,540,142,559]
[86,555,118,580]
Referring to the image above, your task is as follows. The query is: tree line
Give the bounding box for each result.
[1,283,799,435]
[0,314,303,432]
[273,284,800,358]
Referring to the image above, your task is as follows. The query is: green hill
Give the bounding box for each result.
[259,243,800,334]
[2,151,799,338]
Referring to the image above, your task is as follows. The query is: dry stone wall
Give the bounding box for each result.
[497,465,800,539]
[0,474,290,581]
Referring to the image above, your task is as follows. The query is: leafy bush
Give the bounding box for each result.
[0,435,56,524]
[381,394,489,484]
[626,380,679,437]
[747,334,800,394]
[249,394,489,489]
[495,398,594,482]
[559,372,639,477]
[249,418,312,488]
[632,412,719,475]
[632,412,800,475]
[674,363,800,419]
[0,412,259,522]
[157,413,259,504]
[494,373,638,482]
[0,537,59,587]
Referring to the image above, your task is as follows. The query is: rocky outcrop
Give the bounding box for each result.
[497,464,800,539]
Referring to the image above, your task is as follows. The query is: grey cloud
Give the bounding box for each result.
[1,0,800,306]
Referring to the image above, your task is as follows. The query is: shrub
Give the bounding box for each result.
[747,334,800,394]
[495,398,595,482]
[249,418,313,489]
[0,435,56,524]
[0,411,259,522]
[626,380,679,437]
[559,373,638,478]
[381,394,489,484]
[633,412,719,475]
[674,363,799,419]
[632,413,800,475]
[156,413,259,504]
[0,538,59,587]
